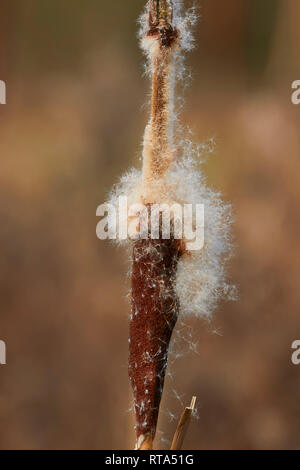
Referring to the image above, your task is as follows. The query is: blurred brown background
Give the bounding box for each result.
[0,0,300,449]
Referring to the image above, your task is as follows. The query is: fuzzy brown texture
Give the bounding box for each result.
[129,229,183,441]
[147,52,174,178]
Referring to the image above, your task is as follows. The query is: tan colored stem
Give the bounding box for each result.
[170,396,197,450]
[149,0,174,31]
[143,51,174,180]
[142,0,179,188]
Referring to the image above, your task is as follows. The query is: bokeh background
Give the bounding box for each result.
[1,0,300,450]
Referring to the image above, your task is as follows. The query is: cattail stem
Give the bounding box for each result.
[129,1,182,451]
[170,396,197,450]
[142,0,179,188]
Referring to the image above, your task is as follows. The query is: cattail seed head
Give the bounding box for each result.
[104,0,235,449]
[129,231,182,443]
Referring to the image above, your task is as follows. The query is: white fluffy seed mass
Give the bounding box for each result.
[106,1,235,319]
[107,141,235,319]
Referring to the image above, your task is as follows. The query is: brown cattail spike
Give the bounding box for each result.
[129,232,183,446]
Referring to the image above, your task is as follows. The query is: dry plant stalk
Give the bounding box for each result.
[142,0,178,185]
[170,396,197,450]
